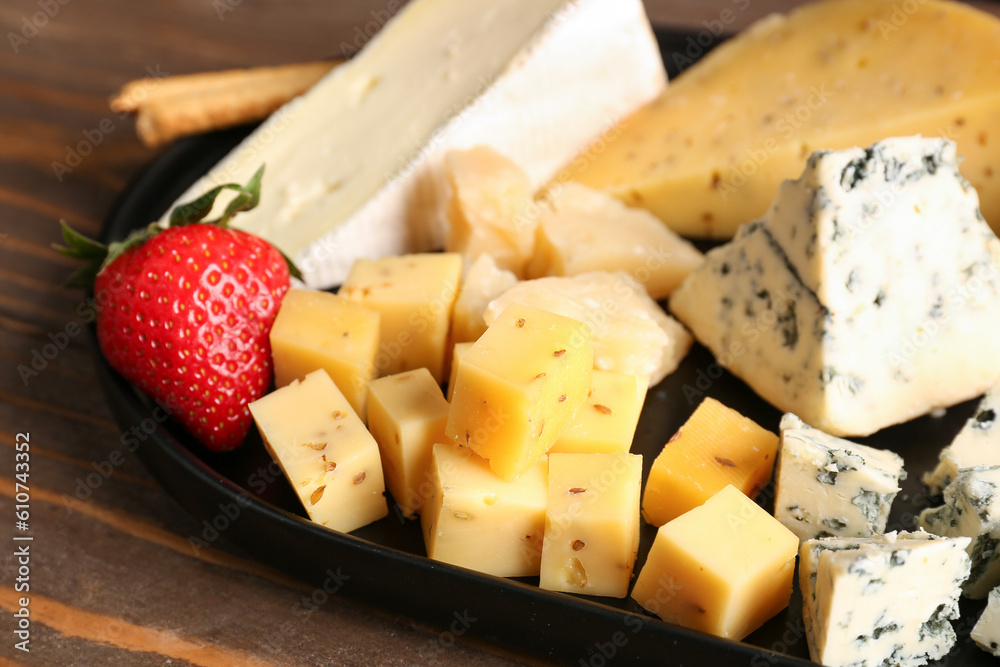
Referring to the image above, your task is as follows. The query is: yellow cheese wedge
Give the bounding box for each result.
[269,289,380,419]
[539,453,642,598]
[340,253,462,382]
[565,0,1000,238]
[631,485,798,640]
[642,397,778,526]
[367,368,450,519]
[446,302,592,481]
[421,443,548,577]
[248,369,387,533]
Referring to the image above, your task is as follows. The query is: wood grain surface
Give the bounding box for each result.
[2,1,999,666]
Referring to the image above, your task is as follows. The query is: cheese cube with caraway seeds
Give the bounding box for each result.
[249,369,387,533]
[642,397,778,526]
[421,443,547,577]
[445,302,592,481]
[340,253,461,382]
[539,453,642,598]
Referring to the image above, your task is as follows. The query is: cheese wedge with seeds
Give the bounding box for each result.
[566,0,1000,239]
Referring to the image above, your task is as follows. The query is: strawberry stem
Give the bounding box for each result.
[54,163,303,287]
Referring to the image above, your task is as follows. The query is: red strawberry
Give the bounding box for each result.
[57,166,299,452]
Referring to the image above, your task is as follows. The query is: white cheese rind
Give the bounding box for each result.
[800,531,971,667]
[924,385,1000,495]
[972,585,1000,657]
[918,465,1000,598]
[670,137,1000,437]
[159,0,666,288]
[775,413,905,541]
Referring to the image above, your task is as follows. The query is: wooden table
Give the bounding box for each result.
[2,1,999,665]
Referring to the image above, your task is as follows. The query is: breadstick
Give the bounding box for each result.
[111,61,340,147]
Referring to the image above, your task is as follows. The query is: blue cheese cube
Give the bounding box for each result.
[924,384,1000,496]
[671,137,1000,437]
[972,585,1000,657]
[775,414,905,541]
[918,465,1000,598]
[800,531,971,667]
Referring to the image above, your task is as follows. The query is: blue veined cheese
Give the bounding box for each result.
[972,585,1000,657]
[918,465,1000,598]
[774,414,905,541]
[924,384,1000,495]
[800,531,971,667]
[670,137,1000,437]
[158,0,666,288]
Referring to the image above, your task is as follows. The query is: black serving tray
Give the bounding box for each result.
[91,28,995,666]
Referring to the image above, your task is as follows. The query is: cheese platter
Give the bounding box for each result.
[88,4,1000,665]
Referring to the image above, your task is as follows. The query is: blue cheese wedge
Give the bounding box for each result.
[670,137,1000,437]
[775,413,905,541]
[972,585,1000,657]
[800,531,971,667]
[159,0,666,288]
[924,384,1000,495]
[918,465,1000,598]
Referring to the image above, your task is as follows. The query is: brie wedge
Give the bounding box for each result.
[159,0,665,287]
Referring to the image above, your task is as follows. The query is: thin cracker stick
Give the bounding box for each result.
[112,60,340,147]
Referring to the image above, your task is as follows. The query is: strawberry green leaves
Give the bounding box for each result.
[54,163,302,285]
[169,164,265,228]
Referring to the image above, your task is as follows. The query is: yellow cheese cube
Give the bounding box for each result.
[444,146,537,277]
[269,289,380,419]
[446,303,593,481]
[550,370,647,455]
[451,254,519,344]
[421,443,547,577]
[367,368,450,519]
[631,485,798,640]
[566,0,1000,239]
[539,453,642,598]
[528,183,703,299]
[340,253,462,382]
[446,341,474,402]
[642,397,778,526]
[248,369,387,533]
